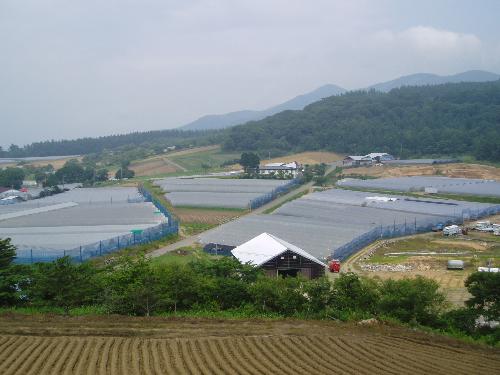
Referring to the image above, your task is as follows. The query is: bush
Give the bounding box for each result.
[465,272,500,321]
[378,276,446,325]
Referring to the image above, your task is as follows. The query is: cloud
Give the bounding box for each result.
[374,26,481,54]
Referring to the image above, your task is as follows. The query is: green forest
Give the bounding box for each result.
[223,81,500,161]
[2,80,500,162]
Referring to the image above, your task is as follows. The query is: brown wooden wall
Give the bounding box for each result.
[260,250,325,279]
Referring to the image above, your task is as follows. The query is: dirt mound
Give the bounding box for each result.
[0,315,498,374]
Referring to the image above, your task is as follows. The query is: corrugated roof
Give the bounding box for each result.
[345,156,371,161]
[231,232,326,267]
[365,152,391,159]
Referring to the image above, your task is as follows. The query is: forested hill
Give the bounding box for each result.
[222,80,500,161]
[2,129,221,158]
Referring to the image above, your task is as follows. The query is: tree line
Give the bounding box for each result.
[3,81,499,162]
[0,238,498,345]
[223,80,500,162]
[0,129,223,158]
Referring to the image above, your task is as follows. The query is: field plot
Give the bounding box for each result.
[0,155,81,169]
[258,151,342,166]
[0,315,498,375]
[168,147,241,172]
[174,207,242,225]
[0,187,164,257]
[342,230,500,305]
[155,177,288,209]
[338,176,500,197]
[130,157,180,176]
[343,163,500,180]
[200,188,498,261]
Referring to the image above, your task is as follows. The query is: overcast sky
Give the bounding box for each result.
[1,0,500,147]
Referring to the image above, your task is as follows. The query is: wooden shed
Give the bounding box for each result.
[231,233,326,279]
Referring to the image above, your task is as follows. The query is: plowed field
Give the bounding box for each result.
[0,315,498,375]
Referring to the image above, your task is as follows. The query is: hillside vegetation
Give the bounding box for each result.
[223,81,500,162]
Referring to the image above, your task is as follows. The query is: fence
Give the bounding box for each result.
[248,177,304,210]
[14,185,179,264]
[332,204,500,261]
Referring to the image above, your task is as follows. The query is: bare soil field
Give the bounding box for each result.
[174,207,243,225]
[2,156,82,170]
[264,151,343,165]
[0,314,498,375]
[342,223,500,306]
[130,158,180,177]
[344,163,500,180]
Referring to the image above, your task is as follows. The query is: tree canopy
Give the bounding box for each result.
[223,81,500,161]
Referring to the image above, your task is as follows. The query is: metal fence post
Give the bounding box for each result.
[117,236,120,249]
[99,241,102,256]
[30,249,33,264]
[79,246,82,262]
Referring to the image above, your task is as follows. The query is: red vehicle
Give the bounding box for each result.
[329,260,341,273]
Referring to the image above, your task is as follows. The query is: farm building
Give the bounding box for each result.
[231,233,326,279]
[364,152,394,163]
[342,155,372,167]
[259,161,301,178]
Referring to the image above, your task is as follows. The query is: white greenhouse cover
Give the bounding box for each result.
[231,232,326,267]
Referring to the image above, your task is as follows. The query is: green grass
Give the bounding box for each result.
[364,234,500,267]
[151,246,205,266]
[181,222,217,236]
[169,148,241,172]
[0,305,106,316]
[90,233,181,265]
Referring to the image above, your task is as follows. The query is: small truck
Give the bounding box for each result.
[329,260,341,273]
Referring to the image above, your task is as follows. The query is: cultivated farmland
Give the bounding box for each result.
[337,176,500,197]
[155,177,289,209]
[0,315,498,375]
[200,188,499,261]
[0,187,164,261]
[342,163,500,180]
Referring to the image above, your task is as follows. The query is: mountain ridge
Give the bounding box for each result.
[179,84,346,131]
[368,70,500,92]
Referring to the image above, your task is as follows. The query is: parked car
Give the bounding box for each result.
[443,225,461,236]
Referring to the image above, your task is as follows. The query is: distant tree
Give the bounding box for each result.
[102,255,161,316]
[0,238,30,307]
[223,81,500,162]
[465,272,500,321]
[156,263,210,313]
[8,144,22,156]
[378,276,446,325]
[0,238,16,269]
[330,273,378,314]
[115,167,135,179]
[0,167,25,189]
[201,162,211,172]
[28,257,101,314]
[95,168,109,182]
[239,152,260,174]
[55,159,86,183]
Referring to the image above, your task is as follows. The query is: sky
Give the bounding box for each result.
[1,0,500,147]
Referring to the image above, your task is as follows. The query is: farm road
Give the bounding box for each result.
[149,162,341,258]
